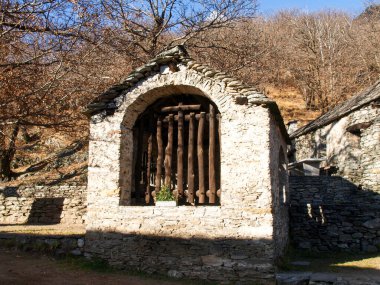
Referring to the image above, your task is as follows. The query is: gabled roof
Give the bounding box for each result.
[85,45,272,115]
[85,45,289,143]
[290,80,380,139]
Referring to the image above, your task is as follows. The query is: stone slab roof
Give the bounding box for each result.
[85,45,289,142]
[290,80,380,139]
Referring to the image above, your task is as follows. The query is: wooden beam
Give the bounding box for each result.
[196,112,205,203]
[162,114,220,123]
[164,114,174,188]
[155,118,163,196]
[162,113,213,122]
[187,113,195,204]
[161,104,201,113]
[177,108,184,200]
[208,104,216,204]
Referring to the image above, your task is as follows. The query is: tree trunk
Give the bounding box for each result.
[0,123,20,181]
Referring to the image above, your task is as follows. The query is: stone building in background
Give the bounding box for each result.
[289,81,380,192]
[84,46,289,284]
[288,81,380,253]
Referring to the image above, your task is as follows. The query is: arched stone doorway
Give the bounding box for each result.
[131,94,221,205]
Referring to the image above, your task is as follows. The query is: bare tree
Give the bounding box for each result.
[2,1,380,181]
[99,0,258,63]
[0,0,98,180]
[290,11,356,111]
[354,2,380,84]
[188,18,268,85]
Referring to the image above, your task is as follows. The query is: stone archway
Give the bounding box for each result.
[131,94,221,206]
[117,82,227,206]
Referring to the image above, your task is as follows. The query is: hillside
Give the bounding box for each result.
[0,85,317,187]
[264,85,321,126]
[0,132,88,187]
[2,2,379,185]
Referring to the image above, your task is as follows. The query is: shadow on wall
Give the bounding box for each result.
[1,187,65,225]
[84,231,275,284]
[1,186,20,197]
[0,228,276,283]
[289,176,380,253]
[27,198,64,225]
[1,229,379,282]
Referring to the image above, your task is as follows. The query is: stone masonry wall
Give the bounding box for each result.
[0,185,86,225]
[0,233,85,256]
[294,105,379,191]
[86,64,287,284]
[289,176,380,252]
[269,113,289,261]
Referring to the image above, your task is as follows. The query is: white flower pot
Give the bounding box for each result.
[155,201,177,207]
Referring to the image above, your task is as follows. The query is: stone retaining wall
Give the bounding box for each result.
[289,176,380,252]
[0,233,85,256]
[0,186,87,225]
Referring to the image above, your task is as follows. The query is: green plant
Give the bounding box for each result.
[156,184,175,201]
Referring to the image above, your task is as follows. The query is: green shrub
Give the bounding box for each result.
[156,184,174,201]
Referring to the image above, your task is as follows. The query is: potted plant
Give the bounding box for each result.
[155,184,176,206]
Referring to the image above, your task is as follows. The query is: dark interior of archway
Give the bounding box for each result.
[131,94,221,206]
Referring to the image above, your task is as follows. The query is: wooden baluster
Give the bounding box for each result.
[197,112,206,203]
[208,104,216,204]
[145,118,153,204]
[217,113,221,199]
[135,120,144,202]
[164,114,174,188]
[154,118,163,196]
[177,106,184,200]
[187,113,195,204]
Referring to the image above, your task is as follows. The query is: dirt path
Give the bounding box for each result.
[0,248,187,285]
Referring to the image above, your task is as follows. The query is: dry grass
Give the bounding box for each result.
[264,85,321,126]
[333,256,380,270]
[0,224,85,236]
[282,248,380,276]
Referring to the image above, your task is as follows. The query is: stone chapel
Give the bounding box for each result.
[85,46,289,284]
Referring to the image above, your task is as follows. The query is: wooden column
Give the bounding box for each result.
[145,130,153,204]
[208,104,216,203]
[177,107,184,200]
[164,114,174,188]
[217,113,221,199]
[135,120,144,201]
[187,112,195,204]
[154,118,163,196]
[197,112,206,203]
